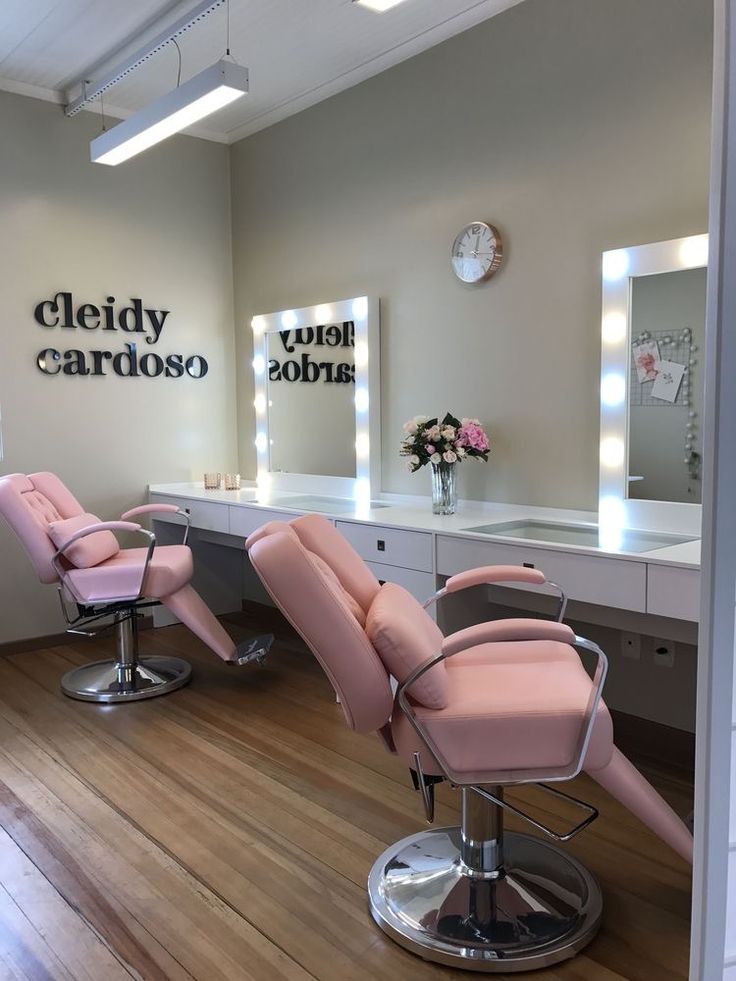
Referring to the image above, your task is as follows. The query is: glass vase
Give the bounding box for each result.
[431,462,458,515]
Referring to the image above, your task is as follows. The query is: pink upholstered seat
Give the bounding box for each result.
[63,545,193,605]
[246,513,693,865]
[391,640,614,781]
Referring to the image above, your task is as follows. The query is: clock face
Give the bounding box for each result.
[451,222,503,283]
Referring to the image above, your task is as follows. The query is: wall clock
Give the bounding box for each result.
[451,221,503,284]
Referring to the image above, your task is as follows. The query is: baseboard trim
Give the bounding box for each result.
[0,615,154,657]
[609,708,695,772]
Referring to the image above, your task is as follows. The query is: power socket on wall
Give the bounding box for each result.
[653,638,675,668]
[620,632,641,659]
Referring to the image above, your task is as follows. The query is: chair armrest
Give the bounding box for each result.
[424,564,568,622]
[120,504,191,545]
[442,618,575,657]
[446,565,546,591]
[53,520,144,553]
[397,625,608,787]
[52,521,156,604]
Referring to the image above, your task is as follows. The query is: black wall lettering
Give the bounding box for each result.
[165,354,184,377]
[140,353,164,377]
[62,350,90,375]
[37,348,61,374]
[185,355,208,378]
[77,303,100,330]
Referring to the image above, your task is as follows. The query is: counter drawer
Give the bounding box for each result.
[337,522,433,573]
[149,493,229,534]
[366,561,436,605]
[436,535,647,612]
[229,506,304,540]
[647,565,700,621]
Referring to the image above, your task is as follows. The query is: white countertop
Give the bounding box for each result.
[149,482,701,571]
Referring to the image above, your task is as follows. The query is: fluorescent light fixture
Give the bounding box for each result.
[353,0,408,10]
[91,60,249,166]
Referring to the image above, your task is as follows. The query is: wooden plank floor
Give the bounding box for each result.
[0,612,693,981]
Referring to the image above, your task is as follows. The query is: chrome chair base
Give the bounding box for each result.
[61,656,192,703]
[368,828,602,973]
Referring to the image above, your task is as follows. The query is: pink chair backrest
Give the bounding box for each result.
[246,516,392,734]
[0,472,85,583]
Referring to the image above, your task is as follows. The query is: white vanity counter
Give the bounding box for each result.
[148,482,701,623]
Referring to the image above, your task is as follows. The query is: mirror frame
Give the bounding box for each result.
[599,233,707,539]
[250,295,380,504]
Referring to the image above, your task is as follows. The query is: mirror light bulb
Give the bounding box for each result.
[251,316,265,334]
[679,235,708,268]
[252,355,265,375]
[601,373,626,407]
[315,304,333,323]
[355,433,370,458]
[600,437,625,468]
[281,310,297,330]
[253,393,266,413]
[602,250,630,282]
[354,342,369,368]
[354,388,369,412]
[602,312,627,344]
[255,432,268,452]
[352,297,368,320]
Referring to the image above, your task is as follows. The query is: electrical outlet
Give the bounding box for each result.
[621,632,641,659]
[653,638,675,668]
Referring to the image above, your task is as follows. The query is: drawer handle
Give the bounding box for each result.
[523,561,535,569]
[184,508,191,515]
[377,539,386,552]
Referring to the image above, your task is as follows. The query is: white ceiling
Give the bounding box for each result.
[0,0,522,144]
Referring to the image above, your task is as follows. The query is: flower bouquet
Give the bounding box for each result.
[400,412,490,514]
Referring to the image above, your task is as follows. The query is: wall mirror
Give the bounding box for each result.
[251,296,380,504]
[599,234,707,537]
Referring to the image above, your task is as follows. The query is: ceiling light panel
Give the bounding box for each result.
[353,0,410,11]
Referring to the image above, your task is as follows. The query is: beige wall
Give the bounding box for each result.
[230,0,712,509]
[0,92,237,643]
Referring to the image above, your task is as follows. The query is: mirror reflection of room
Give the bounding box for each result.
[628,268,706,504]
[266,321,356,478]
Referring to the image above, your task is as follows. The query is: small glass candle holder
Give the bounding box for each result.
[204,472,221,490]
[224,473,241,491]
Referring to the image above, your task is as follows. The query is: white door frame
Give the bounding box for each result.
[691,2,736,977]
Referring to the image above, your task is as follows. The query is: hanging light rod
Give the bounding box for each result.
[64,0,227,117]
[90,59,248,165]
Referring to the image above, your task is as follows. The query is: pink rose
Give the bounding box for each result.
[457,421,490,453]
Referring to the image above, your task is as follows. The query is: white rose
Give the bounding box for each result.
[456,446,467,457]
[403,420,418,434]
[410,454,420,465]
[441,426,456,439]
[430,452,442,464]
[443,450,457,463]
[414,414,429,425]
[405,462,415,472]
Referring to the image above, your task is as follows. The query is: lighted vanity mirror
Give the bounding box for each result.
[599,234,707,536]
[251,296,380,502]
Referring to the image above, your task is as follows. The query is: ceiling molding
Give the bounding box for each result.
[0,77,229,144]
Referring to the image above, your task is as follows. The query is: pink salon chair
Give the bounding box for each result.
[0,472,271,703]
[246,514,693,974]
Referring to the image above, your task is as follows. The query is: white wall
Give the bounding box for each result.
[0,92,238,644]
[230,0,713,510]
